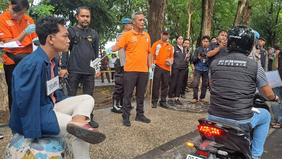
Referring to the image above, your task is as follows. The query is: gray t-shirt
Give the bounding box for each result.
[117,32,126,66]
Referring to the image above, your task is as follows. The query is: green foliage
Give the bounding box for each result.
[28,0,55,19]
[0,0,9,13]
[166,0,202,46]
[211,0,237,37]
[2,0,282,49]
[249,0,282,47]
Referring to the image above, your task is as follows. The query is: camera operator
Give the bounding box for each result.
[191,35,210,103]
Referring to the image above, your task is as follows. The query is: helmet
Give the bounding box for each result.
[227,25,255,56]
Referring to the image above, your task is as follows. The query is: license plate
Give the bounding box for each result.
[186,154,204,159]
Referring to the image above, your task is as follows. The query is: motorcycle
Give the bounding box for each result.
[186,94,272,159]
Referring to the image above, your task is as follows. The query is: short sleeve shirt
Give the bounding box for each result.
[0,9,38,65]
[151,40,173,71]
[116,32,126,66]
[207,42,228,66]
[115,30,151,72]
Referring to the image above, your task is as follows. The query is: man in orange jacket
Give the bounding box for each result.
[151,28,173,108]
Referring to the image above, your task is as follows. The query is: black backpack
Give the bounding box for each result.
[68,26,97,52]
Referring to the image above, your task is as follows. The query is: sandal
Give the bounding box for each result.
[271,122,279,126]
[67,122,106,144]
[271,123,282,129]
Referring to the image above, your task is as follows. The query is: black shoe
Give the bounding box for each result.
[159,102,168,108]
[152,103,157,108]
[0,133,3,139]
[122,117,131,126]
[168,100,175,106]
[175,99,183,105]
[135,115,151,123]
[180,94,186,99]
[111,99,123,113]
[88,119,99,128]
[111,106,123,113]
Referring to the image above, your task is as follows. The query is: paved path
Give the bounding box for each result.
[1,84,281,159]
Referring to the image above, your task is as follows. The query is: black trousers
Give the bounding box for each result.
[110,68,115,80]
[67,73,95,96]
[168,67,186,98]
[152,65,170,104]
[113,67,124,101]
[181,68,189,95]
[4,64,16,113]
[193,69,208,100]
[123,72,148,118]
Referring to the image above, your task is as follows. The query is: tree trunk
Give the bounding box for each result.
[201,0,209,36]
[242,0,251,25]
[197,0,214,47]
[206,0,215,35]
[233,0,247,27]
[187,0,194,39]
[272,6,282,46]
[148,0,167,44]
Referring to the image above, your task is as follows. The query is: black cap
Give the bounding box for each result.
[162,28,169,34]
[259,37,266,42]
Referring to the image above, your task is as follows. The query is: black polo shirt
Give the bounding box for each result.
[207,42,228,66]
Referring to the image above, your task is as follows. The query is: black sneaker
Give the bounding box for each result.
[135,115,151,123]
[159,102,168,108]
[0,133,3,139]
[88,119,99,128]
[168,100,175,106]
[111,99,123,113]
[122,117,131,126]
[111,106,123,113]
[152,103,157,108]
[175,99,183,105]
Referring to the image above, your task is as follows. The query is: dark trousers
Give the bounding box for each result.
[272,87,282,124]
[193,69,208,100]
[67,73,95,96]
[181,68,189,94]
[4,64,16,113]
[113,67,124,101]
[111,68,115,80]
[152,65,170,104]
[101,66,110,82]
[123,72,148,118]
[168,67,186,98]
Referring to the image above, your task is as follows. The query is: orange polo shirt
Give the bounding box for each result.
[151,40,173,71]
[115,29,151,72]
[0,9,38,65]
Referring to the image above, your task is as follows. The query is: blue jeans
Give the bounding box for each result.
[207,108,270,157]
[272,87,282,124]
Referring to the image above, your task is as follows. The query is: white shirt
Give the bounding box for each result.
[109,58,117,68]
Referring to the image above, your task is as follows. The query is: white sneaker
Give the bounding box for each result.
[0,133,4,139]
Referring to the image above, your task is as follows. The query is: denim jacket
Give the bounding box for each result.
[9,47,68,138]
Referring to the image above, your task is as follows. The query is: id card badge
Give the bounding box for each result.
[46,76,59,96]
